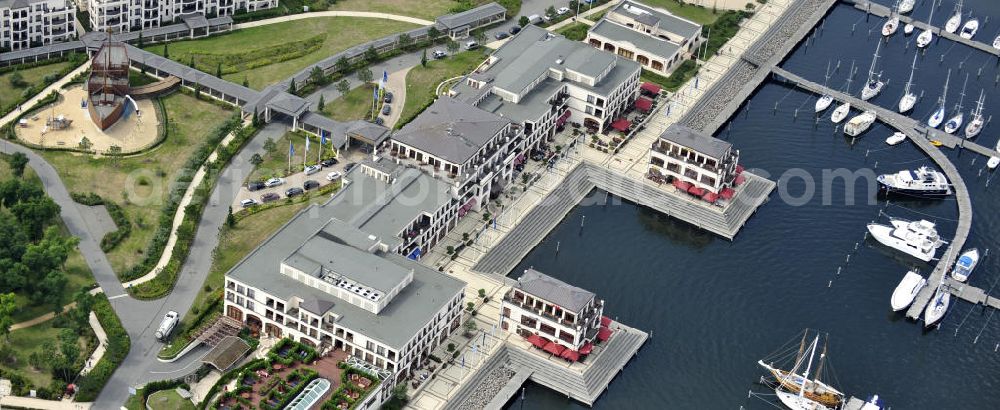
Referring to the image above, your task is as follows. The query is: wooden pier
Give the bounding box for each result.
[845,0,1000,57]
[767,67,974,321]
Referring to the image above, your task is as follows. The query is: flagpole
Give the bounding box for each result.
[288,141,292,174]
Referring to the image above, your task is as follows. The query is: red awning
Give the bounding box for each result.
[672,179,691,191]
[687,185,705,196]
[720,187,735,200]
[641,82,661,94]
[543,341,566,356]
[635,97,653,112]
[556,110,571,126]
[702,191,719,203]
[600,316,612,327]
[597,327,613,342]
[560,348,581,362]
[735,174,747,185]
[579,342,594,355]
[526,334,547,348]
[611,118,631,132]
[736,164,745,174]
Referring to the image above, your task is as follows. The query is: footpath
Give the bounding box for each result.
[232,10,433,30]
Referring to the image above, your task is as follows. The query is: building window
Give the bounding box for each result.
[502,307,511,318]
[585,106,594,115]
[586,95,595,104]
[246,289,255,299]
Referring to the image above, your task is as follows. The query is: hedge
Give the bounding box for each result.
[75,294,131,402]
[100,201,132,251]
[0,53,87,118]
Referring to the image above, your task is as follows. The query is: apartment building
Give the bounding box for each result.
[450,24,641,141]
[223,204,466,402]
[648,124,741,197]
[87,0,275,32]
[499,269,607,360]
[0,0,75,52]
[585,0,701,76]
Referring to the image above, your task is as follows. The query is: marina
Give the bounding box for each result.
[847,0,1000,56]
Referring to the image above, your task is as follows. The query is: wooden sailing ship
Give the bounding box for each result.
[758,330,845,409]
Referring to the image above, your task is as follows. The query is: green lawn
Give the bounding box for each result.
[556,22,590,41]
[249,131,337,182]
[641,59,699,92]
[0,60,75,115]
[145,17,419,89]
[640,0,720,25]
[327,0,458,21]
[0,320,94,389]
[398,50,485,128]
[37,93,231,275]
[322,83,379,122]
[146,388,196,410]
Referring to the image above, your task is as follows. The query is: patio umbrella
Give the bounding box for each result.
[641,82,661,94]
[600,316,612,326]
[560,348,581,362]
[579,342,594,355]
[610,118,631,132]
[635,97,653,112]
[720,187,735,200]
[526,334,547,348]
[598,327,613,342]
[543,341,566,356]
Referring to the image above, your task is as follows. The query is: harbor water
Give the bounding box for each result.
[506,1,1000,408]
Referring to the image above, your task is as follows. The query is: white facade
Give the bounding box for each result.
[585,0,702,76]
[648,125,740,194]
[87,0,275,32]
[0,0,76,52]
[499,279,604,352]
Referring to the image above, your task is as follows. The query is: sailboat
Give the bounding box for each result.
[898,53,918,113]
[989,139,1000,169]
[815,61,834,113]
[960,18,979,39]
[917,2,936,48]
[759,332,845,410]
[994,34,1000,50]
[898,0,915,14]
[831,62,855,124]
[882,16,900,37]
[943,73,968,134]
[945,0,962,34]
[861,41,884,101]
[928,69,950,128]
[965,90,985,138]
[924,281,951,328]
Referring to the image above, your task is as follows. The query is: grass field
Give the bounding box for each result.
[640,0,720,25]
[146,388,196,410]
[556,22,590,41]
[327,0,458,21]
[0,320,94,388]
[0,154,95,323]
[0,61,75,114]
[145,17,418,89]
[322,83,379,122]
[37,93,231,275]
[398,50,485,128]
[248,131,337,182]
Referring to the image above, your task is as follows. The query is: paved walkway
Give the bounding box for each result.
[0,396,91,410]
[0,61,89,127]
[79,311,109,376]
[232,10,433,30]
[9,288,104,331]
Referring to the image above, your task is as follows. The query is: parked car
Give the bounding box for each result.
[527,14,542,24]
[260,192,280,203]
[373,117,385,125]
[344,163,357,172]
[303,180,320,190]
[384,92,393,103]
[543,14,553,22]
[304,164,321,175]
[154,311,179,341]
[382,104,391,115]
[240,198,257,208]
[326,171,342,181]
[285,187,304,197]
[433,50,447,59]
[247,181,265,191]
[509,25,521,35]
[264,177,284,187]
[495,31,510,40]
[465,40,479,50]
[320,158,339,167]
[557,7,570,15]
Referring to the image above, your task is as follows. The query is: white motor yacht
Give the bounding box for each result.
[960,18,979,39]
[951,248,980,283]
[889,218,944,243]
[891,271,927,311]
[878,166,953,198]
[867,219,943,262]
[845,111,876,137]
[885,132,907,145]
[924,284,951,328]
[882,17,899,36]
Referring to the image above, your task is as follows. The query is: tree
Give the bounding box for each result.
[446,39,460,55]
[216,63,223,78]
[263,137,278,158]
[137,31,143,47]
[226,206,236,227]
[310,66,327,86]
[427,26,442,43]
[364,46,379,64]
[335,56,350,74]
[546,5,557,17]
[336,79,350,96]
[463,319,478,334]
[252,109,260,127]
[10,196,60,240]
[0,292,15,342]
[519,15,530,27]
[243,76,250,87]
[8,72,26,88]
[358,67,373,84]
[5,152,28,177]
[420,49,427,67]
[194,84,202,99]
[398,33,414,51]
[317,94,326,112]
[163,43,169,58]
[188,55,195,68]
[42,328,80,382]
[107,145,122,167]
[288,80,297,94]
[473,30,487,45]
[249,153,263,167]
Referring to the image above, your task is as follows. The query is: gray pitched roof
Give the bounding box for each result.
[612,1,702,39]
[436,2,506,29]
[658,124,732,159]
[125,44,259,103]
[516,269,595,313]
[393,97,510,165]
[266,92,311,116]
[589,19,682,61]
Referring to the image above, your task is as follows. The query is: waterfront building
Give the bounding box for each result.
[86,0,276,33]
[0,0,76,52]
[451,24,641,141]
[585,0,702,76]
[500,269,606,356]
[223,200,466,405]
[648,123,741,195]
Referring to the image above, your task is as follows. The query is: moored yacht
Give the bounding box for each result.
[882,17,899,36]
[860,41,884,101]
[928,69,950,128]
[990,139,1000,169]
[994,35,1000,50]
[867,219,944,262]
[904,23,914,35]
[898,0,914,14]
[831,103,851,123]
[877,166,952,198]
[898,53,919,113]
[960,18,979,39]
[844,111,876,137]
[891,271,927,311]
[924,284,951,328]
[885,132,907,145]
[917,4,936,48]
[815,95,833,113]
[760,332,845,410]
[965,90,985,138]
[945,11,962,34]
[944,73,969,134]
[950,248,980,283]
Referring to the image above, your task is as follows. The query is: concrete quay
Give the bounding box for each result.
[845,0,1000,57]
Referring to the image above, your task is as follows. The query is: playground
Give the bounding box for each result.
[15,85,160,153]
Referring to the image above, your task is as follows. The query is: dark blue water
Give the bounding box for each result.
[505,1,1000,409]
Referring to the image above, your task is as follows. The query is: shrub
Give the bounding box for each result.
[74,294,130,401]
[100,201,132,252]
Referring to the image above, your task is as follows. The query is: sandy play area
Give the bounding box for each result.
[15,85,160,153]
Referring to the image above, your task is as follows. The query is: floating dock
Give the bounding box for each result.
[845,0,1000,57]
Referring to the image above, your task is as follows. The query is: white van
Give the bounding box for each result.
[527,14,542,25]
[465,40,479,50]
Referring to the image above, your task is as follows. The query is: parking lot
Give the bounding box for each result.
[230,148,370,210]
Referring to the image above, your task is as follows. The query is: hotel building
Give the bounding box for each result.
[585,0,701,76]
[87,0,276,32]
[0,0,75,52]
[648,123,740,195]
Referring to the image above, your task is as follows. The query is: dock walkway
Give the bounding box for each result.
[845,0,1000,57]
[767,66,974,321]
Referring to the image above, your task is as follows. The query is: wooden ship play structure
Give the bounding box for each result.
[87,37,130,130]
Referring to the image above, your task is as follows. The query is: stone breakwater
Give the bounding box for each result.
[680,0,833,132]
[456,364,516,410]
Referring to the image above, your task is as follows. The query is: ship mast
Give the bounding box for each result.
[798,336,820,398]
[813,333,828,385]
[903,53,917,96]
